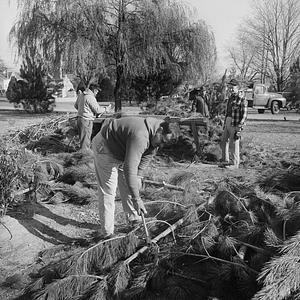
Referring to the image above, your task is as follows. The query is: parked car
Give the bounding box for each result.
[244,84,286,114]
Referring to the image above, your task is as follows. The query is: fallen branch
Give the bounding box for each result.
[237,240,272,254]
[144,200,187,208]
[146,219,177,242]
[125,217,184,265]
[172,251,259,275]
[143,179,185,192]
[79,235,127,258]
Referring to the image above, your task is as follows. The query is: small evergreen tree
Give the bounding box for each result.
[289,57,300,106]
[6,56,55,113]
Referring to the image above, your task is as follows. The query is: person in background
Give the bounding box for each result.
[74,83,105,152]
[92,116,180,239]
[220,79,248,169]
[191,86,210,117]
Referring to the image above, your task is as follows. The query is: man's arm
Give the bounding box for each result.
[86,95,105,116]
[225,96,231,115]
[123,136,149,215]
[74,95,80,110]
[123,136,149,199]
[234,99,248,140]
[138,147,157,176]
[239,99,248,127]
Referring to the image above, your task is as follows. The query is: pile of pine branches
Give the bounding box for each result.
[158,119,223,162]
[4,112,300,299]
[140,95,224,162]
[0,149,97,207]
[33,151,97,205]
[6,114,79,155]
[2,113,225,207]
[1,114,97,205]
[140,96,191,118]
[15,166,300,300]
[259,166,300,193]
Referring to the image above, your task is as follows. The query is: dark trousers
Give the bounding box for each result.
[77,117,93,152]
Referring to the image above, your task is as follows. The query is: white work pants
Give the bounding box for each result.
[221,117,240,167]
[77,117,93,153]
[92,134,141,236]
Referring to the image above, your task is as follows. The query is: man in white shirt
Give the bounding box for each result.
[74,83,105,152]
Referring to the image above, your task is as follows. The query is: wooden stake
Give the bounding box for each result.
[141,212,151,244]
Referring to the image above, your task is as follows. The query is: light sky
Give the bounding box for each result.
[185,0,252,73]
[0,0,18,70]
[0,0,252,73]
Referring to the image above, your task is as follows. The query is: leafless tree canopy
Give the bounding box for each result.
[228,0,300,90]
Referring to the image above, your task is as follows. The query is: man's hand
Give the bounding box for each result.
[133,198,147,216]
[234,131,241,140]
[137,176,143,191]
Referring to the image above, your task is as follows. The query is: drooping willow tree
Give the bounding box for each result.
[10,0,216,111]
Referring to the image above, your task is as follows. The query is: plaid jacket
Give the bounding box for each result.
[226,94,248,128]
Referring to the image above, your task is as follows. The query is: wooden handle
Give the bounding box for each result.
[141,212,151,243]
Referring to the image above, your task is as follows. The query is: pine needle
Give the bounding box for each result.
[191,222,218,253]
[214,190,244,219]
[31,275,99,300]
[168,171,195,186]
[22,277,45,297]
[79,279,110,300]
[73,233,139,275]
[57,164,96,186]
[39,159,64,179]
[22,234,138,298]
[52,182,96,204]
[253,231,300,300]
[122,266,151,298]
[107,261,131,296]
[38,244,78,266]
[26,134,76,154]
[62,151,94,168]
[260,167,300,193]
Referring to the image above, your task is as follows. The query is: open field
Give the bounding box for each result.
[244,119,300,152]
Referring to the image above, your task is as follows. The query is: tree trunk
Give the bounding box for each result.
[114,65,123,112]
[113,0,126,113]
[276,71,283,91]
[53,55,62,80]
[53,36,62,80]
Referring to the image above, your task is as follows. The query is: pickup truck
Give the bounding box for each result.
[244,84,286,114]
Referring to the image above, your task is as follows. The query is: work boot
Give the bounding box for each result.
[129,216,156,227]
[224,164,239,170]
[128,216,142,226]
[87,231,116,242]
[218,161,230,168]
